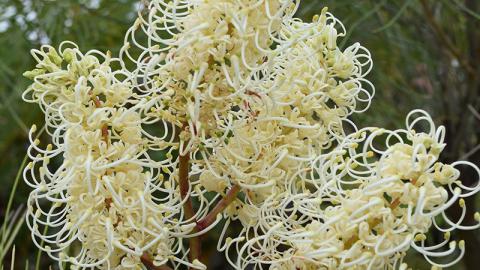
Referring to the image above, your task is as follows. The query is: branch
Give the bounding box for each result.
[178,135,201,263]
[468,104,480,121]
[419,0,476,77]
[179,150,195,221]
[196,185,241,231]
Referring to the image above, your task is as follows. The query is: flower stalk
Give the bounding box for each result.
[178,145,201,263]
[196,184,241,231]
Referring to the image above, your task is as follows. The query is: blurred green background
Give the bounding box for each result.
[0,0,478,269]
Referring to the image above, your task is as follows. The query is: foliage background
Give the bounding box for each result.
[0,0,478,269]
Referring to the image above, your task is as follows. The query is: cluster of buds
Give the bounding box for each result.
[22,1,479,270]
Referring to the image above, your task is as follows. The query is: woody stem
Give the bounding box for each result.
[179,144,201,263]
[196,184,241,231]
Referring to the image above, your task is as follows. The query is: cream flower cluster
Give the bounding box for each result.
[198,7,373,202]
[22,1,480,270]
[225,110,480,269]
[22,43,191,269]
[121,0,297,146]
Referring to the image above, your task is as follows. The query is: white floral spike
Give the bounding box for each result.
[21,1,480,269]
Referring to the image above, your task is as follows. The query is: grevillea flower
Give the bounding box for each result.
[121,0,299,148]
[22,43,193,269]
[21,1,480,270]
[198,7,373,203]
[226,110,479,269]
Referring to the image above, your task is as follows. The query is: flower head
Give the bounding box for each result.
[23,43,188,269]
[21,1,480,270]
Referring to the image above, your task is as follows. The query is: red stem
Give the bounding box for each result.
[196,184,241,231]
[179,151,195,221]
[178,141,201,263]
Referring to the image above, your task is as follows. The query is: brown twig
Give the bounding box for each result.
[178,127,201,264]
[179,150,196,222]
[196,184,241,231]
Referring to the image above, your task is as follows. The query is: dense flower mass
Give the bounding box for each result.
[122,0,295,144]
[22,44,191,269]
[22,1,479,270]
[226,110,480,269]
[199,7,373,203]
